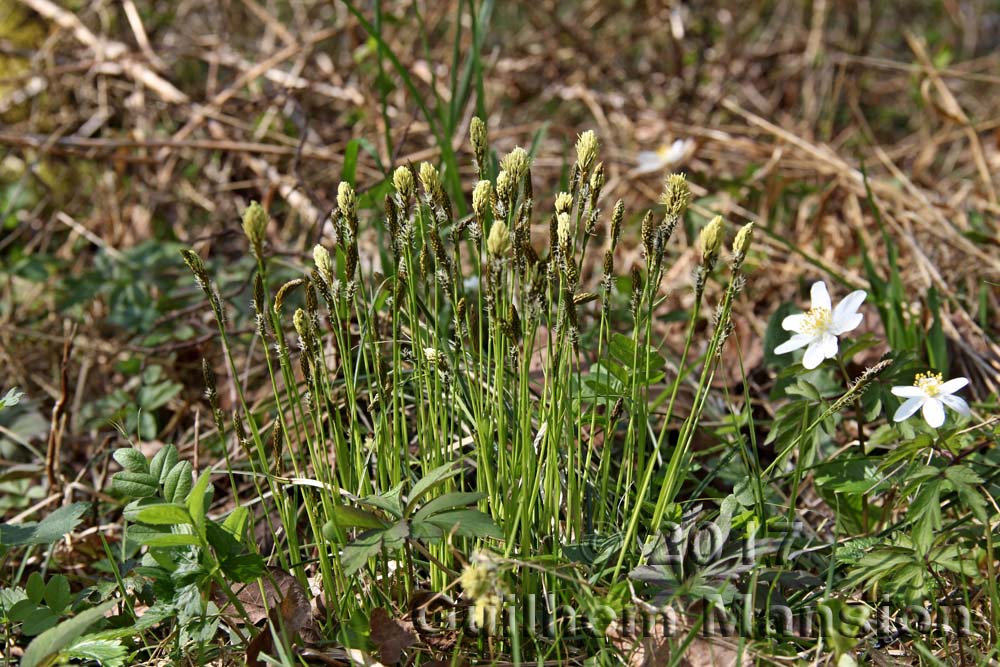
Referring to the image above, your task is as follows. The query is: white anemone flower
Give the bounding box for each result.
[891,373,970,428]
[634,138,694,175]
[774,281,866,370]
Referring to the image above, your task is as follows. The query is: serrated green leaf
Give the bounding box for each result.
[135,503,192,526]
[162,460,192,503]
[112,448,148,474]
[341,530,384,576]
[362,481,405,518]
[111,471,159,498]
[0,502,89,547]
[21,600,116,667]
[65,638,126,667]
[219,553,265,583]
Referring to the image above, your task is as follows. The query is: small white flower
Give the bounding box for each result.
[891,373,970,428]
[774,281,866,370]
[634,138,694,175]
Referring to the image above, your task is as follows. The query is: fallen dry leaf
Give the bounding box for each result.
[369,607,417,665]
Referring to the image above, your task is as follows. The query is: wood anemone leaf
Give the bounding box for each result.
[342,521,411,576]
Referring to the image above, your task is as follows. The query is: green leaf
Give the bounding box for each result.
[128,525,200,548]
[186,471,212,538]
[64,638,126,667]
[135,503,192,526]
[341,530,385,576]
[26,572,45,602]
[111,471,159,498]
[329,505,389,532]
[945,465,988,522]
[342,138,361,185]
[148,445,178,484]
[162,460,192,503]
[406,461,464,514]
[43,575,70,615]
[422,509,502,540]
[221,506,250,542]
[16,603,59,636]
[413,492,484,522]
[0,387,24,409]
[362,481,405,519]
[21,600,116,667]
[910,479,943,556]
[0,502,89,547]
[219,553,265,583]
[112,448,148,474]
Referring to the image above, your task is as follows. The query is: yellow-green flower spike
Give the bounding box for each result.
[241,201,269,257]
[473,180,492,220]
[392,165,414,201]
[487,220,512,258]
[575,130,599,174]
[698,215,724,268]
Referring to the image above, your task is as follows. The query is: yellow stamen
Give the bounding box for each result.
[914,372,944,396]
[801,307,832,335]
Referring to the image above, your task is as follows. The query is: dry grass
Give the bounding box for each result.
[2,1,1000,663]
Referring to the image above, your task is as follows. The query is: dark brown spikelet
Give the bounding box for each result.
[384,194,400,253]
[507,303,521,340]
[202,358,219,408]
[610,199,624,249]
[603,248,614,280]
[274,278,304,314]
[630,266,643,317]
[233,411,249,457]
[270,421,284,469]
[640,211,655,259]
[610,397,624,422]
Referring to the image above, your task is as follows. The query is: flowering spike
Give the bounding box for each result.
[575,130,599,175]
[241,201,269,259]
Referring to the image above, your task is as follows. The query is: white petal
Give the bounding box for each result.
[922,398,945,428]
[819,333,839,360]
[893,397,924,422]
[810,281,831,311]
[891,385,924,398]
[938,377,969,395]
[939,394,970,417]
[781,313,805,332]
[634,151,664,175]
[833,290,867,320]
[831,312,863,336]
[802,341,827,369]
[774,334,812,355]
